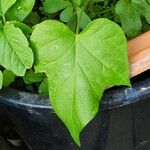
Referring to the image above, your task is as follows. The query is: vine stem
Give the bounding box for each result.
[98,8,112,14]
[75,0,90,34]
[2,15,6,24]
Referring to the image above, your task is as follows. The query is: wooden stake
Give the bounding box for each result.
[128,31,150,77]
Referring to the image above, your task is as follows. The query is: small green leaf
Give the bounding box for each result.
[39,78,49,96]
[67,13,77,32]
[23,70,45,84]
[6,0,35,21]
[25,12,40,25]
[132,0,150,24]
[8,21,32,36]
[116,0,142,38]
[60,6,73,23]
[0,23,33,76]
[73,0,81,6]
[0,70,2,89]
[25,84,34,93]
[31,19,130,145]
[77,7,91,29]
[0,0,16,16]
[3,69,15,87]
[43,0,71,14]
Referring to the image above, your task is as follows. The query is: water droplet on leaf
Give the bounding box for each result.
[17,6,21,10]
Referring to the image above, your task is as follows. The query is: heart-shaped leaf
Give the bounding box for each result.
[31,18,130,145]
[0,23,33,76]
[6,0,35,21]
[0,0,16,16]
[0,70,2,89]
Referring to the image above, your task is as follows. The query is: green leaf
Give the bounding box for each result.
[31,19,130,145]
[6,0,35,21]
[39,78,49,96]
[77,7,91,30]
[0,0,16,16]
[0,23,33,76]
[73,0,81,6]
[60,6,73,23]
[67,13,77,32]
[25,12,40,25]
[0,70,2,89]
[25,84,34,92]
[23,70,45,84]
[43,0,71,14]
[2,69,15,87]
[132,0,150,24]
[8,21,32,36]
[116,0,142,38]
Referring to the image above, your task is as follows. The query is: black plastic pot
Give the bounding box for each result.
[0,73,150,150]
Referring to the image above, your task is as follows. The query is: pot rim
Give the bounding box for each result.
[0,77,149,111]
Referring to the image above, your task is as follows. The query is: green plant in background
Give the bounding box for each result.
[42,0,92,32]
[4,0,150,146]
[0,0,35,88]
[2,70,15,87]
[116,0,150,38]
[42,0,150,38]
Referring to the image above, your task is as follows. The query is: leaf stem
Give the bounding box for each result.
[2,15,6,24]
[98,8,112,15]
[76,0,90,34]
[76,9,82,34]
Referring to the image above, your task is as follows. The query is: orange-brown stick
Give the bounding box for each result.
[128,31,150,77]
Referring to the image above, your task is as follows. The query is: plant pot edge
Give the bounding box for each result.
[0,31,150,110]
